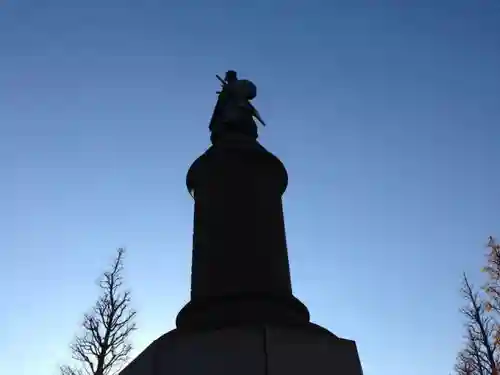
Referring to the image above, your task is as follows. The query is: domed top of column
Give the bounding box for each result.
[186,135,288,200]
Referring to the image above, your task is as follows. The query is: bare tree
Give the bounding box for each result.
[61,248,137,375]
[455,327,488,375]
[468,327,489,375]
[458,273,497,375]
[455,346,478,375]
[483,237,500,319]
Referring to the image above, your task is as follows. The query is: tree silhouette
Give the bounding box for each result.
[455,345,478,375]
[456,273,497,375]
[483,237,500,333]
[61,248,137,375]
[455,327,488,375]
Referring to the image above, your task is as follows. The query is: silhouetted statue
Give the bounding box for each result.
[209,70,266,145]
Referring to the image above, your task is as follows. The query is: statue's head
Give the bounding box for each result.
[225,70,238,82]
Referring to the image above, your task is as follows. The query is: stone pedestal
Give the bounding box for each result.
[119,324,363,375]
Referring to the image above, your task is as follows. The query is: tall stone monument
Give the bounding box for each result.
[119,70,363,375]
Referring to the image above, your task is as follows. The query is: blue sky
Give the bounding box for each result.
[1,1,499,374]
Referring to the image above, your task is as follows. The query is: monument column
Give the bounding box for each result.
[118,70,363,375]
[176,137,310,329]
[176,70,309,329]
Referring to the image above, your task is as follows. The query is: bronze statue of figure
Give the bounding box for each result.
[209,70,266,145]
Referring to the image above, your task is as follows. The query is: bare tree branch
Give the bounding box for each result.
[60,365,86,375]
[61,248,137,375]
[457,273,498,375]
[455,348,478,375]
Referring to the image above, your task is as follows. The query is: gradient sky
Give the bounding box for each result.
[1,1,499,374]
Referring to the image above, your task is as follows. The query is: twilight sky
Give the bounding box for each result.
[1,1,499,374]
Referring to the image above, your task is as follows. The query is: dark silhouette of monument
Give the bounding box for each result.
[119,71,363,375]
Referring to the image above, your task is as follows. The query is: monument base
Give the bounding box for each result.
[119,323,363,375]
